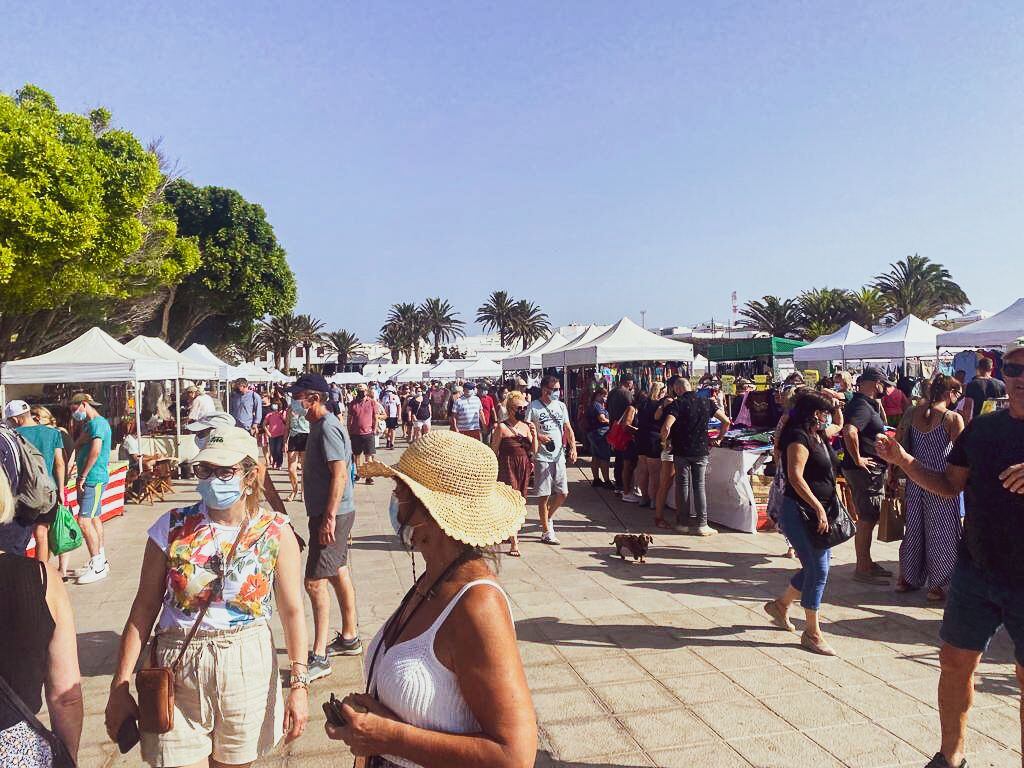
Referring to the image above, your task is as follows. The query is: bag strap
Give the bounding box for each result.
[0,674,75,767]
[148,512,251,672]
[538,401,566,460]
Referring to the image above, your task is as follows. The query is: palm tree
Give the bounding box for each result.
[476,290,517,348]
[872,254,969,320]
[377,324,403,364]
[847,287,888,329]
[508,300,551,349]
[419,297,465,358]
[294,314,327,372]
[798,287,851,337]
[257,312,302,371]
[323,330,361,367]
[385,303,429,363]
[738,296,803,339]
[229,327,266,365]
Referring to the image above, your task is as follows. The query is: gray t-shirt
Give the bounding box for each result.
[526,399,570,464]
[303,415,355,517]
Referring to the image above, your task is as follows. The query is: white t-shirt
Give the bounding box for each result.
[526,399,570,463]
[188,393,217,421]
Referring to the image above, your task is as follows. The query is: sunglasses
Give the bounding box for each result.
[193,464,243,481]
[1002,362,1024,378]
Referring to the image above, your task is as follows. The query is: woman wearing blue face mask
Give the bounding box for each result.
[105,427,309,767]
[764,391,845,656]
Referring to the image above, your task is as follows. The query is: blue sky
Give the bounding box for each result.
[4,1,1022,341]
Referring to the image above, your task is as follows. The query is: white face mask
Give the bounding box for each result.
[389,494,421,550]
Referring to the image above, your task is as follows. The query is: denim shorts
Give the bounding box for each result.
[940,555,1024,665]
[78,482,105,519]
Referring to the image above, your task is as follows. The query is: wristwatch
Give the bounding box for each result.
[290,669,310,689]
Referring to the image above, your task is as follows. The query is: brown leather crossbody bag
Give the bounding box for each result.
[136,518,249,733]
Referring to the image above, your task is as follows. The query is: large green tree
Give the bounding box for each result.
[324,330,362,366]
[294,314,326,372]
[0,85,199,358]
[476,290,517,348]
[508,300,551,349]
[419,297,465,358]
[738,296,803,339]
[161,180,296,349]
[872,254,968,321]
[798,287,851,338]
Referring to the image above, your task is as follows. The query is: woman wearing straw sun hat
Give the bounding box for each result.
[326,431,536,768]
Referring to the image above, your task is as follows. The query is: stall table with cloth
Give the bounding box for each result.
[25,461,128,557]
[665,447,771,533]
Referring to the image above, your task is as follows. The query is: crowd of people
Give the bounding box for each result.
[1,342,1023,768]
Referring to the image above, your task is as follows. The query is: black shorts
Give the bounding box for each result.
[305,513,355,579]
[34,501,60,527]
[385,417,399,430]
[351,433,376,456]
[287,433,308,453]
[638,431,662,460]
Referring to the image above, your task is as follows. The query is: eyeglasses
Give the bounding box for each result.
[1004,362,1024,379]
[193,464,242,481]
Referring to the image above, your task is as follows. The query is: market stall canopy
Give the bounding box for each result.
[541,324,611,368]
[457,358,502,379]
[842,315,941,360]
[693,354,710,373]
[562,317,694,367]
[937,298,1024,349]
[705,336,807,363]
[331,372,368,384]
[267,369,291,383]
[362,362,406,381]
[237,363,273,382]
[793,322,875,363]
[393,364,432,383]
[1,327,179,384]
[502,332,568,372]
[423,359,461,380]
[126,336,219,380]
[181,343,233,380]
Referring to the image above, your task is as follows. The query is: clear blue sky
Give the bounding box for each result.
[5,1,1022,341]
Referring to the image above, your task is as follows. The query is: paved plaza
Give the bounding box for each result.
[62,447,1020,767]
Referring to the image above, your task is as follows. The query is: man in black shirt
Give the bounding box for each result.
[841,367,892,585]
[606,373,636,494]
[962,356,1006,425]
[877,338,1024,768]
[659,376,732,535]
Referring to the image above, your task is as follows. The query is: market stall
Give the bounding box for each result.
[363,362,407,381]
[501,332,567,373]
[705,336,808,381]
[666,445,770,533]
[793,321,876,365]
[422,359,462,382]
[457,358,502,379]
[843,315,941,362]
[393,364,432,383]
[936,298,1024,380]
[331,371,368,385]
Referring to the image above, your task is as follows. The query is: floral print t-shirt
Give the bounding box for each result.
[147,502,288,631]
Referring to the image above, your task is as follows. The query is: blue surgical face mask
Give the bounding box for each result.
[548,390,560,402]
[818,413,833,430]
[389,494,417,550]
[198,476,243,510]
[72,408,88,422]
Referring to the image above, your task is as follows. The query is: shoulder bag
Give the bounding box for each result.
[136,515,249,733]
[0,675,76,768]
[797,437,856,549]
[606,408,636,452]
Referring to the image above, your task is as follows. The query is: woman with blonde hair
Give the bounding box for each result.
[105,427,309,767]
[491,390,537,557]
[330,431,536,767]
[0,463,84,768]
[634,381,667,514]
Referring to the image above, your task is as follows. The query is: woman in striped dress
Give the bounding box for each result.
[894,376,964,601]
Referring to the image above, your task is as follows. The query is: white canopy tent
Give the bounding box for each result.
[541,324,611,368]
[331,372,368,385]
[693,354,710,374]
[267,369,292,383]
[362,362,406,381]
[232,363,273,383]
[393,365,432,383]
[793,321,877,364]
[457,358,502,379]
[842,315,942,361]
[181,343,233,381]
[126,336,218,381]
[562,317,694,367]
[937,298,1024,349]
[423,360,461,381]
[502,332,568,372]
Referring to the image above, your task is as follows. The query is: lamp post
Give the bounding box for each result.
[640,309,647,329]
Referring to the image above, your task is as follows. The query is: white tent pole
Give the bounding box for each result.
[174,377,182,461]
[135,382,144,476]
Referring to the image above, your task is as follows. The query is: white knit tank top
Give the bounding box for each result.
[367,579,513,768]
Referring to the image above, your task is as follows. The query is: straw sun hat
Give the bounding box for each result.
[358,431,526,548]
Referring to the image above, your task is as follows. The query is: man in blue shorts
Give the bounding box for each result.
[878,337,1024,768]
[69,393,112,584]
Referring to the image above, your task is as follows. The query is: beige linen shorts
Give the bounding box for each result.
[140,621,284,767]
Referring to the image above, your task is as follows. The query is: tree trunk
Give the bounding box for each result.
[159,285,177,341]
[170,307,216,349]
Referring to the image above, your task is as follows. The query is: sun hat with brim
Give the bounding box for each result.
[358,430,526,548]
[184,412,236,432]
[1005,337,1024,361]
[193,427,259,466]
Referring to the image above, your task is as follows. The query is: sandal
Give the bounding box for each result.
[894,579,918,593]
[653,517,672,530]
[927,587,946,602]
[507,548,521,557]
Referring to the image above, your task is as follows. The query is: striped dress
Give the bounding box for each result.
[899,413,962,589]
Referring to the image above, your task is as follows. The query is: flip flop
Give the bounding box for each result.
[507,548,521,558]
[653,517,672,530]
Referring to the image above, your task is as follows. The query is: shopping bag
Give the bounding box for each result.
[49,504,84,555]
[878,495,905,543]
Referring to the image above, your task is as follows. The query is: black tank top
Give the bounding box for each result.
[0,554,55,726]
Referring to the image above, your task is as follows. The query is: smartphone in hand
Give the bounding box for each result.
[116,717,140,754]
[322,693,347,727]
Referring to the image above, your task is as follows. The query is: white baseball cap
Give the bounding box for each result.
[193,427,259,466]
[3,400,30,420]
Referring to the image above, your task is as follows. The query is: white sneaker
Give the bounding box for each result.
[692,525,716,537]
[76,562,109,584]
[540,531,560,545]
[621,493,642,504]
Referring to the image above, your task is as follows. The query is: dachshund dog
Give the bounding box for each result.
[612,534,653,564]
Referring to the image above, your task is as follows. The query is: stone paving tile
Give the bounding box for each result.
[542,717,639,762]
[689,694,798,741]
[590,679,680,715]
[804,724,926,766]
[619,707,720,752]
[572,654,651,686]
[649,741,754,767]
[728,730,847,768]
[531,686,608,723]
[761,689,869,730]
